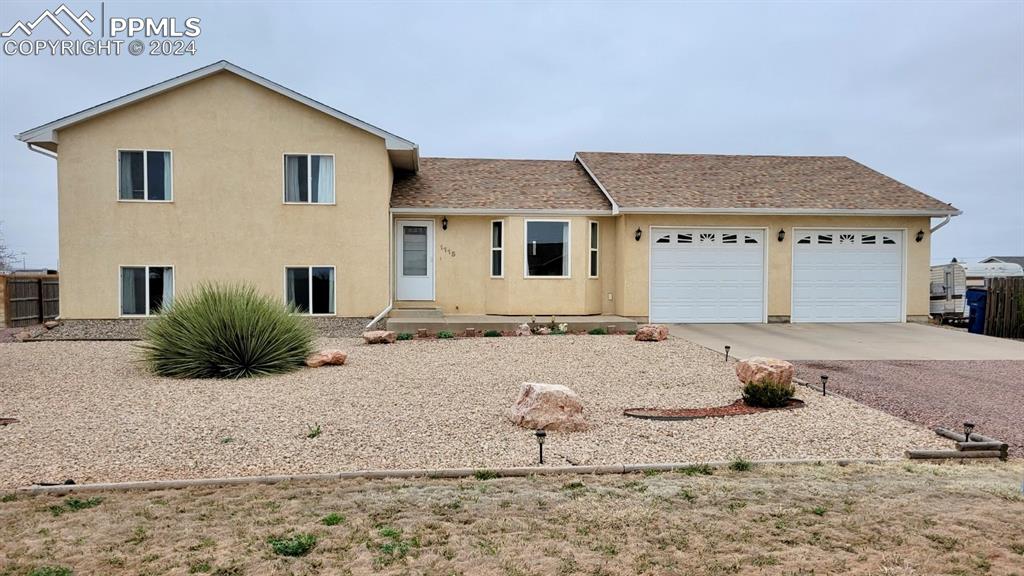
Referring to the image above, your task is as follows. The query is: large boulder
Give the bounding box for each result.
[362,330,397,344]
[634,324,668,342]
[508,382,587,432]
[305,349,348,367]
[735,357,794,386]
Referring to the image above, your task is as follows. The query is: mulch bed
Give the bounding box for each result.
[623,398,805,421]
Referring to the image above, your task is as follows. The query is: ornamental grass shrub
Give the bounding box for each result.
[741,377,795,408]
[139,283,315,379]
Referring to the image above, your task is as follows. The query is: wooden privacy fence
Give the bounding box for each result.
[1,275,60,328]
[983,277,1023,339]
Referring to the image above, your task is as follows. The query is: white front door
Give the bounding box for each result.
[650,228,766,323]
[396,220,434,301]
[792,229,903,322]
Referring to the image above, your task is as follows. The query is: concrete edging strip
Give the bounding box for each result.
[18,458,900,494]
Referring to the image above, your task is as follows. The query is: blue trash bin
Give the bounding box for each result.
[965,289,986,334]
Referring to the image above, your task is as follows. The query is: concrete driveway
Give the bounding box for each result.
[669,323,1024,360]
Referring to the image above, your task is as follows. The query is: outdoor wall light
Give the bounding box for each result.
[915,229,924,242]
[820,374,829,396]
[535,429,546,464]
[777,229,786,242]
[442,216,448,231]
[635,228,642,242]
[963,422,975,441]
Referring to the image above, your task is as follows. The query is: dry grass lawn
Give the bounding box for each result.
[2,461,1023,575]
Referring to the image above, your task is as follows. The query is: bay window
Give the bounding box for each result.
[525,220,570,278]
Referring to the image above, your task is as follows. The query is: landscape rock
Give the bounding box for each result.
[535,327,551,335]
[305,349,348,367]
[14,331,33,342]
[508,382,588,432]
[43,321,59,330]
[634,324,668,342]
[516,323,532,337]
[362,330,397,344]
[735,357,794,386]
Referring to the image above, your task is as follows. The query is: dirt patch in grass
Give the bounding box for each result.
[1,461,1022,575]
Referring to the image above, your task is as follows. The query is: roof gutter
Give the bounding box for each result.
[27,143,57,159]
[573,154,619,215]
[390,207,614,216]
[616,207,963,217]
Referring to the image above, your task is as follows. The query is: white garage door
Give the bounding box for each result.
[650,229,765,323]
[792,230,903,323]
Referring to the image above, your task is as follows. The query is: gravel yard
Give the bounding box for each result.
[28,317,371,340]
[794,360,1024,457]
[0,336,946,488]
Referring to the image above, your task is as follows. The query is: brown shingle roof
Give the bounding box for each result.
[576,152,959,214]
[391,158,611,211]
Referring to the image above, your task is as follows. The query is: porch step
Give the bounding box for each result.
[388,308,444,319]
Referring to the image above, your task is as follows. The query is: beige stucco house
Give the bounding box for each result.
[17,61,960,325]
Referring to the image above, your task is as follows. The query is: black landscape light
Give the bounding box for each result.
[635,228,642,242]
[963,422,975,441]
[442,216,448,230]
[777,229,786,242]
[820,374,828,396]
[915,229,924,242]
[535,429,546,464]
[724,345,731,362]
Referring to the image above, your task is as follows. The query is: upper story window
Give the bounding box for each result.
[284,154,334,204]
[525,220,570,278]
[118,150,171,201]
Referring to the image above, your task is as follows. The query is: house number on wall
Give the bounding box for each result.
[440,245,456,258]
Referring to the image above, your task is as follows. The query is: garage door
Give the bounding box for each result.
[650,229,765,323]
[792,230,903,322]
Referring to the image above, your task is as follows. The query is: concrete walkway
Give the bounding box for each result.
[669,323,1024,360]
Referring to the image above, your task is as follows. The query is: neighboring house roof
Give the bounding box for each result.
[981,256,1024,267]
[15,60,419,170]
[391,158,612,213]
[575,152,961,216]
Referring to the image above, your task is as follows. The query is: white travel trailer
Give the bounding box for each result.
[930,260,1024,322]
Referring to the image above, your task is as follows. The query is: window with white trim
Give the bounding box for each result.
[525,220,570,277]
[284,154,335,203]
[120,266,173,316]
[285,266,335,314]
[588,221,599,278]
[118,150,171,201]
[490,220,504,277]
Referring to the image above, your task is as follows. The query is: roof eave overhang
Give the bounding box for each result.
[615,207,963,217]
[15,60,419,169]
[391,207,614,216]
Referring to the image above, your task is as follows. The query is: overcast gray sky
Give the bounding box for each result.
[1,1,1021,268]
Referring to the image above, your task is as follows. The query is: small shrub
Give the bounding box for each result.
[483,330,501,337]
[473,469,499,480]
[397,332,413,341]
[29,568,73,576]
[588,327,607,335]
[50,496,103,516]
[139,283,315,379]
[188,561,212,573]
[437,330,455,339]
[729,457,753,472]
[268,533,317,557]
[321,513,345,526]
[306,423,322,439]
[678,464,713,476]
[627,329,637,335]
[811,505,827,516]
[1,493,16,502]
[741,377,795,408]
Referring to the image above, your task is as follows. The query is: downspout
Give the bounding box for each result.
[367,210,394,329]
[930,215,951,233]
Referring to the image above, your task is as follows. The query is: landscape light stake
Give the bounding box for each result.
[963,422,975,441]
[535,429,546,464]
[820,374,828,396]
[724,345,731,362]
